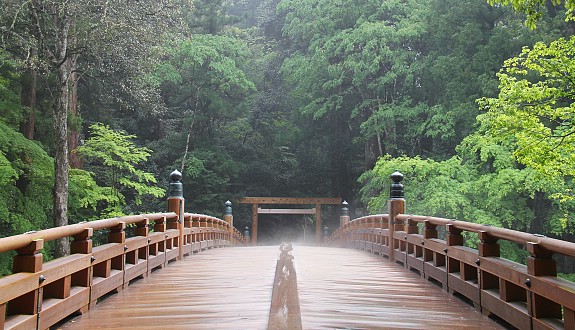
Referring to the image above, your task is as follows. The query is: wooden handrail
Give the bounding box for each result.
[328,171,575,330]
[395,214,575,258]
[0,213,177,254]
[0,210,245,330]
[0,171,246,329]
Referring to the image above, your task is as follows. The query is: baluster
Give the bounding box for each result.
[477,230,500,316]
[446,224,463,246]
[526,242,562,322]
[446,224,464,277]
[423,220,438,239]
[108,222,126,288]
[478,231,499,258]
[405,217,418,235]
[71,229,93,302]
[134,219,150,274]
[340,201,350,228]
[9,239,44,316]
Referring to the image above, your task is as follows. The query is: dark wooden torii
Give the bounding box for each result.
[238,197,342,245]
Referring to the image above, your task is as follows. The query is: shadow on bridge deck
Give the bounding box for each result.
[62,246,504,329]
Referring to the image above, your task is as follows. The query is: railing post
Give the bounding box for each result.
[167,170,185,260]
[224,200,233,245]
[526,241,562,321]
[71,229,93,296]
[340,201,350,246]
[108,222,126,285]
[9,239,44,317]
[244,226,250,243]
[388,171,405,263]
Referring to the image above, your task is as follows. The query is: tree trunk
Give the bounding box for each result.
[52,16,72,258]
[19,65,37,140]
[53,61,71,257]
[530,191,550,235]
[67,62,82,169]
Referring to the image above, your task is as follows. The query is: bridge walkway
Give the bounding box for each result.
[62,246,504,329]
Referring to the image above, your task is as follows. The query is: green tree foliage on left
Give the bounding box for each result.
[77,123,165,218]
[0,121,53,275]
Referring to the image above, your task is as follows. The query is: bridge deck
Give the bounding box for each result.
[62,246,504,329]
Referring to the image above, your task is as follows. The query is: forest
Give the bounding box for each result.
[1,0,575,275]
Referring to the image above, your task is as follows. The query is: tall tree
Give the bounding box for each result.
[1,0,188,256]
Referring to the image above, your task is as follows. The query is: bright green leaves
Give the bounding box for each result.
[360,153,537,234]
[487,0,575,28]
[77,123,165,216]
[477,37,575,200]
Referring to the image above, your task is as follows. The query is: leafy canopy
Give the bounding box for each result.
[77,123,165,216]
[487,0,575,28]
[477,36,575,201]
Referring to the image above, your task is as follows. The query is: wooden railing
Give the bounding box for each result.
[328,171,575,330]
[0,170,247,330]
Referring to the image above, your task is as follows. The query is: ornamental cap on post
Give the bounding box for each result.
[168,170,183,198]
[342,200,349,216]
[390,170,404,199]
[225,200,232,215]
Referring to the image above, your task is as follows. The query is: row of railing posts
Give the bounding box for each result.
[0,170,247,330]
[328,171,575,330]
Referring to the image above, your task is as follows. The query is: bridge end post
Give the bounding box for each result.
[340,201,350,247]
[388,171,405,263]
[168,170,185,260]
[224,200,233,246]
[244,226,250,245]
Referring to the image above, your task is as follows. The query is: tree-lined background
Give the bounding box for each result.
[1,0,575,275]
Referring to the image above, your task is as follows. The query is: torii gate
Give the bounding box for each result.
[238,197,342,245]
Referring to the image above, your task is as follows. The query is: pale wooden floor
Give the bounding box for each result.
[62,245,504,329]
[62,246,278,329]
[294,246,504,329]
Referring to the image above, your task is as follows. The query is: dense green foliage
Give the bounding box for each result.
[76,123,165,217]
[1,0,575,273]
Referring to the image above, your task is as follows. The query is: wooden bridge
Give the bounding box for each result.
[0,171,574,329]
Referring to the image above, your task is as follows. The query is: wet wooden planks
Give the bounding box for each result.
[62,246,279,329]
[62,245,505,329]
[293,246,505,329]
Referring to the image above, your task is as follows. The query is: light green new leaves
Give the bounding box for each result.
[477,36,575,200]
[77,123,165,213]
[487,0,575,28]
[360,154,537,235]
